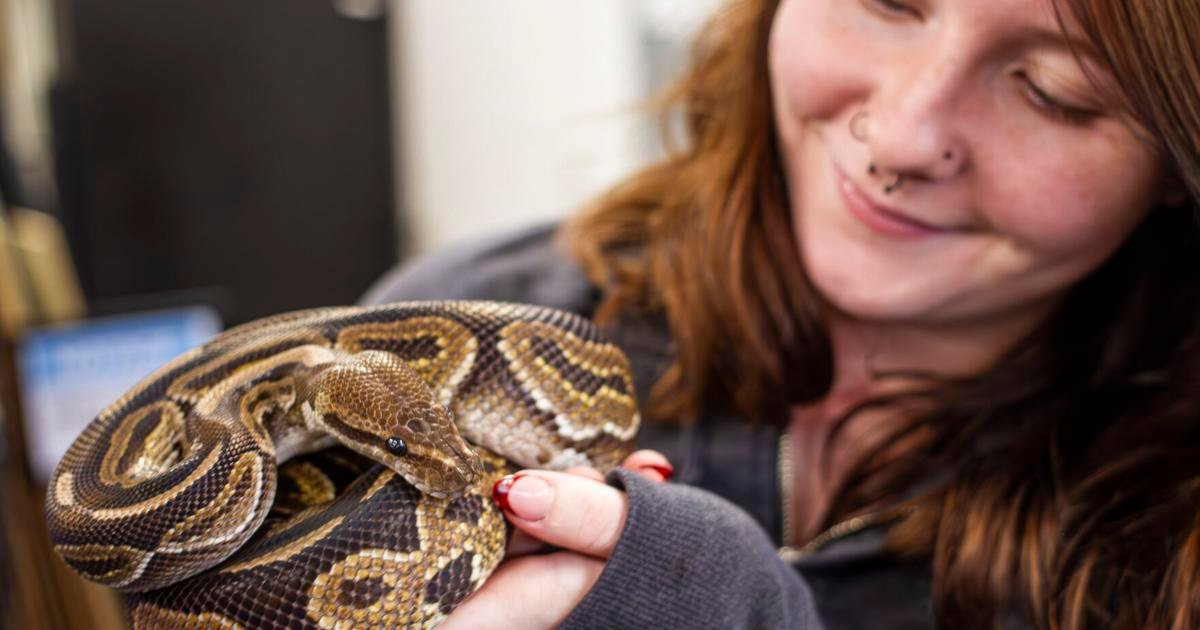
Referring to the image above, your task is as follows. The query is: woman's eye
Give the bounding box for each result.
[867,0,920,18]
[1016,72,1098,126]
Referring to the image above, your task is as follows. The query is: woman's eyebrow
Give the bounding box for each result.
[1022,27,1102,64]
[1024,25,1128,98]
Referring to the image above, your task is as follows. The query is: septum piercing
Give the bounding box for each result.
[875,151,953,194]
[854,106,957,194]
[867,162,906,194]
[883,172,906,194]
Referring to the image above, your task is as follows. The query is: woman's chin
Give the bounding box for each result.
[821,292,934,325]
[808,271,959,326]
[798,228,984,326]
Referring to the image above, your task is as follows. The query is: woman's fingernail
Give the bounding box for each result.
[492,473,523,512]
[643,464,674,481]
[502,475,554,521]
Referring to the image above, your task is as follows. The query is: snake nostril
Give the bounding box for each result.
[385,437,408,456]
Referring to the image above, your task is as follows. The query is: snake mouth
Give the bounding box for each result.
[391,429,483,498]
[436,434,484,491]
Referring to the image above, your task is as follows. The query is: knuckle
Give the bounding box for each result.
[569,494,623,555]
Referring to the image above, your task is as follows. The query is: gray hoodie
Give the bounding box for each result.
[362,222,1008,629]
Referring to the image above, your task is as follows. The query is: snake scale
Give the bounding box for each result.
[44,301,640,628]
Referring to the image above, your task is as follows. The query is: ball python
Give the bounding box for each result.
[44,300,640,628]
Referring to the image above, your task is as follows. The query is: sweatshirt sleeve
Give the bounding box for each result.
[561,469,825,630]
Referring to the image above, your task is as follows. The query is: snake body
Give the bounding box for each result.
[44,301,640,628]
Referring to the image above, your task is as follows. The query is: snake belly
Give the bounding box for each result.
[44,301,640,628]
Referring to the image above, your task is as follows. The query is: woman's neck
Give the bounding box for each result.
[821,305,1052,398]
[785,304,1052,543]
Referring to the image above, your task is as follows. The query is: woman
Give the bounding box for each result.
[364,0,1200,627]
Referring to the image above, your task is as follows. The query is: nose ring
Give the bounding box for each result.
[854,111,903,193]
[882,172,906,194]
[867,162,906,194]
[850,110,870,142]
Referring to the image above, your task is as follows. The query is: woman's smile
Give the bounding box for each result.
[771,0,1163,328]
[833,163,969,239]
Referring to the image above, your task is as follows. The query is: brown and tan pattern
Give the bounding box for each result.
[44,301,639,628]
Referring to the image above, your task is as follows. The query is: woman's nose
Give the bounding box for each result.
[857,58,970,183]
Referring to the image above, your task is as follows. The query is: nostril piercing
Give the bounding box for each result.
[850,110,870,141]
[943,151,953,160]
[868,163,877,175]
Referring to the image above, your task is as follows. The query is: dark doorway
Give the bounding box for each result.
[53,0,397,325]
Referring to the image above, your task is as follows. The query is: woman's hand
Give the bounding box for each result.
[439,450,673,630]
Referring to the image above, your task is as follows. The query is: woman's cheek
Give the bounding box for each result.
[986,158,1152,262]
[769,1,874,123]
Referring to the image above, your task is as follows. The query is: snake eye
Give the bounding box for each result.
[385,437,408,456]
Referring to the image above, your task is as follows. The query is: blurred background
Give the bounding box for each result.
[0,0,720,626]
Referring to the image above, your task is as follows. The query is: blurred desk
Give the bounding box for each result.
[2,306,222,629]
[2,340,126,629]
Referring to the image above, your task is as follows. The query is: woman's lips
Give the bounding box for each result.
[835,166,960,239]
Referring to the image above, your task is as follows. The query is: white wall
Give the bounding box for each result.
[1,0,60,210]
[388,0,720,255]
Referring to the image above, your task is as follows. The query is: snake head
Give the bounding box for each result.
[299,350,482,497]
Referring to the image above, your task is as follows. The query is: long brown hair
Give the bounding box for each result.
[560,0,1200,628]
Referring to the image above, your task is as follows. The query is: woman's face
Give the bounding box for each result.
[770,0,1169,329]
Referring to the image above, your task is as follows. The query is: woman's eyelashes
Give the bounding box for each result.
[1015,71,1100,126]
[864,0,921,19]
[857,0,1101,127]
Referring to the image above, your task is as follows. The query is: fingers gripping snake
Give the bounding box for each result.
[44,301,640,628]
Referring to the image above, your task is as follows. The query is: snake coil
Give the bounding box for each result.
[45,301,640,628]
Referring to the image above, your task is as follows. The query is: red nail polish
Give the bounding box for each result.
[645,464,674,481]
[491,473,524,511]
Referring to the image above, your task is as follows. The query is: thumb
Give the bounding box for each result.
[493,471,628,559]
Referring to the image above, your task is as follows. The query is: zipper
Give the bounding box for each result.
[777,426,797,549]
[776,427,908,563]
[777,511,895,563]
